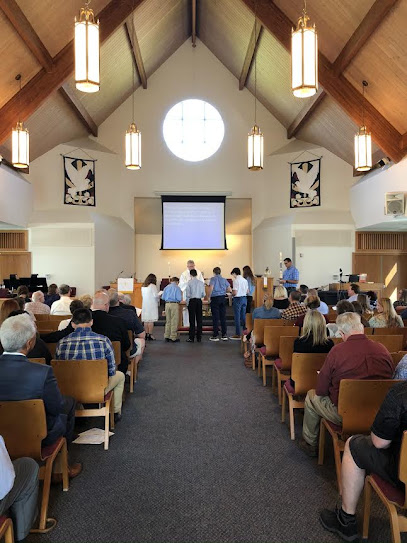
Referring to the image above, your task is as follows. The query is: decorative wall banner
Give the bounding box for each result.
[63,156,95,207]
[290,158,321,208]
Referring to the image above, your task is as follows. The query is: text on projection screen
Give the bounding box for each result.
[163,201,225,250]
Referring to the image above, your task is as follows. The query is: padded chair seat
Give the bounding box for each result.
[243,328,249,335]
[284,380,295,394]
[274,358,282,370]
[104,391,113,402]
[325,419,343,434]
[258,346,267,356]
[0,516,8,526]
[41,436,64,460]
[371,474,405,507]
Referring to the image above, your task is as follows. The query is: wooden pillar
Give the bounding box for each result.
[254,276,273,308]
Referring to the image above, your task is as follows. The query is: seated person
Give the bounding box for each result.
[58,299,84,330]
[78,294,92,309]
[281,290,307,321]
[299,312,394,458]
[243,293,280,344]
[299,284,308,302]
[347,283,360,303]
[44,283,60,307]
[15,286,31,304]
[108,289,145,360]
[0,299,19,326]
[308,288,328,315]
[295,295,329,328]
[351,300,370,327]
[272,286,289,310]
[393,353,407,380]
[50,284,72,315]
[327,300,355,338]
[393,288,407,310]
[0,436,39,542]
[293,310,334,354]
[56,308,125,423]
[25,290,50,315]
[320,381,407,542]
[370,297,403,328]
[0,314,81,476]
[357,293,373,321]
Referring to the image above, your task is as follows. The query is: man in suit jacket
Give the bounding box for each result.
[91,290,131,374]
[0,314,81,478]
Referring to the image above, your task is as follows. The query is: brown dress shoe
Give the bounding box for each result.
[52,462,82,484]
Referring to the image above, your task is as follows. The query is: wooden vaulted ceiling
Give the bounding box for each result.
[0,0,406,168]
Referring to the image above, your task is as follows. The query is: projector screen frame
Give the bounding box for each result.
[160,195,228,251]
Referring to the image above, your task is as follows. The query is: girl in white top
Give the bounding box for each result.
[141,273,161,340]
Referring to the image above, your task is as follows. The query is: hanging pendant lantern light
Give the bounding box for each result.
[75,2,100,93]
[125,15,141,170]
[248,4,263,171]
[12,74,29,169]
[291,0,318,98]
[354,81,372,172]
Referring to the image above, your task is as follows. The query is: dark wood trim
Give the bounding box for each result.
[124,20,147,89]
[239,21,262,90]
[59,84,98,137]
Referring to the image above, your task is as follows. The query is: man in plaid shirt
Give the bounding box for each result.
[281,290,307,321]
[56,308,125,421]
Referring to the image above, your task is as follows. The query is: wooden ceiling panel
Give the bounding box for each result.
[16,0,111,58]
[344,0,407,133]
[0,10,41,109]
[273,0,376,64]
[246,29,305,128]
[296,95,380,165]
[198,0,253,78]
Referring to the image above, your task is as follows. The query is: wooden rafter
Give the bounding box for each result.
[0,0,53,72]
[287,90,326,139]
[239,0,405,162]
[192,0,197,48]
[239,21,262,90]
[59,84,98,137]
[124,21,147,89]
[0,0,147,146]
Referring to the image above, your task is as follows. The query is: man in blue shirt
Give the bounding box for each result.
[208,267,231,341]
[56,308,125,422]
[161,277,182,343]
[281,257,300,293]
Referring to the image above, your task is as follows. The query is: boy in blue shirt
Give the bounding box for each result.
[161,277,182,343]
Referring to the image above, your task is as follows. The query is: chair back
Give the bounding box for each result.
[263,326,299,357]
[364,327,373,335]
[35,314,50,321]
[290,353,328,395]
[46,343,57,358]
[126,329,133,357]
[372,327,407,348]
[367,335,403,352]
[112,341,121,367]
[327,311,337,323]
[37,320,59,332]
[0,400,46,460]
[253,319,279,345]
[331,337,343,345]
[245,313,253,332]
[399,431,407,508]
[338,379,402,435]
[49,314,71,322]
[51,359,108,403]
[28,357,46,365]
[391,351,407,368]
[278,335,297,371]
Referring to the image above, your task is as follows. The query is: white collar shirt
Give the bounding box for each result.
[50,295,72,315]
[233,275,248,297]
[0,436,15,500]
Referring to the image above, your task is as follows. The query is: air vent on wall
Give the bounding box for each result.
[385,193,405,216]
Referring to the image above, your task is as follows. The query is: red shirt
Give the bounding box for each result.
[316,334,394,406]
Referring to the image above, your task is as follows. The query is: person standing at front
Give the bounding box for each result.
[141,274,160,340]
[161,277,182,343]
[186,270,206,343]
[209,267,231,341]
[280,257,299,294]
[230,268,248,340]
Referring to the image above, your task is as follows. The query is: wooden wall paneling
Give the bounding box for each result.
[0,252,31,280]
[0,230,28,251]
[381,254,399,298]
[352,253,382,283]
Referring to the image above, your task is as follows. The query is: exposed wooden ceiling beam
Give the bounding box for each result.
[332,0,399,76]
[401,132,407,151]
[124,20,147,89]
[0,0,53,72]
[192,0,197,48]
[284,0,400,141]
[239,21,262,90]
[59,84,98,137]
[239,0,404,162]
[0,0,147,146]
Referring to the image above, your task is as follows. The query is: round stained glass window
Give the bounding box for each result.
[163,99,224,162]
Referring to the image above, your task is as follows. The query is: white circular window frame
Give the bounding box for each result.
[163,99,225,162]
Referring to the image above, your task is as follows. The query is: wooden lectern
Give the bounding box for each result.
[254,276,274,308]
[110,280,143,309]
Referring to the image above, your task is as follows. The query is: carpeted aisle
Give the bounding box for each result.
[30,329,394,543]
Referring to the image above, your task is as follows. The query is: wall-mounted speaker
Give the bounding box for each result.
[385,193,405,216]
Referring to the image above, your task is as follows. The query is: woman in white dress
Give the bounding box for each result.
[141,273,160,340]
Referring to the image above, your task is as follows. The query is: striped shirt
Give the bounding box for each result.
[56,327,116,377]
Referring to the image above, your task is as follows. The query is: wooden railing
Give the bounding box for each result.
[355,232,407,253]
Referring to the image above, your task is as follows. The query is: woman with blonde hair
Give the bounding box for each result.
[273,285,289,310]
[294,310,334,353]
[141,273,160,340]
[79,294,92,309]
[369,297,404,328]
[0,298,20,326]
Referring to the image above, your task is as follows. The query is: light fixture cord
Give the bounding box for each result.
[132,0,135,123]
[362,82,365,128]
[254,0,257,125]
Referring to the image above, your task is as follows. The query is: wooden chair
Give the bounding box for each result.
[281,353,328,440]
[391,351,407,369]
[0,516,14,543]
[51,359,114,450]
[112,341,121,368]
[363,431,407,543]
[271,335,297,401]
[372,327,407,349]
[367,335,404,353]
[241,313,253,353]
[37,321,59,332]
[0,400,68,533]
[260,326,299,383]
[46,343,57,359]
[318,379,401,494]
[251,319,273,370]
[28,358,46,364]
[34,314,50,321]
[48,315,71,322]
[364,327,373,335]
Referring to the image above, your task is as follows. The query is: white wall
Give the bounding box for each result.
[0,165,33,227]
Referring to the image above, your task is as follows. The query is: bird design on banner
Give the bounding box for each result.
[290,159,321,208]
[64,157,95,206]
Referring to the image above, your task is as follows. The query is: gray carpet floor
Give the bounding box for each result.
[29,327,399,543]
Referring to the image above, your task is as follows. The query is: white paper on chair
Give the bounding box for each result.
[73,428,114,445]
[118,278,134,292]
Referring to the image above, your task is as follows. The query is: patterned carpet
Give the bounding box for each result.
[29,327,396,542]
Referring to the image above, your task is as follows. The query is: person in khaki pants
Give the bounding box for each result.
[161,277,182,343]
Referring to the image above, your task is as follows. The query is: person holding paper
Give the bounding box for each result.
[179,260,204,327]
[141,274,161,340]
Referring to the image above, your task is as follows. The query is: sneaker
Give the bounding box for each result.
[165,338,170,342]
[114,413,122,424]
[221,335,228,341]
[297,439,318,458]
[209,336,219,342]
[319,507,358,542]
[229,335,241,340]
[197,338,201,342]
[171,339,180,343]
[186,338,194,343]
